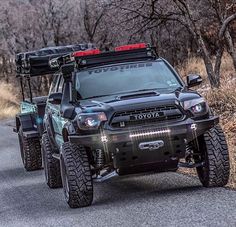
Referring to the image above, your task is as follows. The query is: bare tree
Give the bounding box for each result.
[0,0,235,90]
[109,0,236,87]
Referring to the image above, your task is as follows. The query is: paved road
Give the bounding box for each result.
[0,120,236,227]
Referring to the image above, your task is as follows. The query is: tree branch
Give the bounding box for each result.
[219,13,236,39]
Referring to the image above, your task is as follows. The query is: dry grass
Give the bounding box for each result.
[178,56,207,80]
[0,82,19,119]
[179,53,236,188]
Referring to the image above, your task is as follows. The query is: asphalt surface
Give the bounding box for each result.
[0,120,236,227]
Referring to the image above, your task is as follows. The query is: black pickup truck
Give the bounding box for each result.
[16,43,230,208]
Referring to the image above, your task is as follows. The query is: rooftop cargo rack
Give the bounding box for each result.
[16,44,95,77]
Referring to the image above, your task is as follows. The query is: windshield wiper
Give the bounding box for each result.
[82,94,112,100]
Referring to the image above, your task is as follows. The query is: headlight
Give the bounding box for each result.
[183,98,209,116]
[77,112,107,130]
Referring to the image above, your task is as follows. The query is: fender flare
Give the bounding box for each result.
[15,114,35,133]
[43,113,57,147]
[62,121,76,142]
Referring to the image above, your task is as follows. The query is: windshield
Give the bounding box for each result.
[75,60,182,100]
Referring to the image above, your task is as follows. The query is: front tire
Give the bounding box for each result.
[195,125,230,187]
[18,126,42,171]
[60,142,93,208]
[41,133,62,188]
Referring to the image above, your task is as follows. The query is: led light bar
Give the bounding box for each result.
[129,129,171,138]
[115,43,147,52]
[72,49,101,57]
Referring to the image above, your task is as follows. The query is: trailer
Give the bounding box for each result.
[14,44,95,171]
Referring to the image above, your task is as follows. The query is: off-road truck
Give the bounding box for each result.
[14,44,94,171]
[41,43,230,208]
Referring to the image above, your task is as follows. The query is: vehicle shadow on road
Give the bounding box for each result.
[1,169,204,214]
[92,172,204,207]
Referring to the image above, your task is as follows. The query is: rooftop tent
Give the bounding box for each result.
[16,44,95,77]
[15,43,95,102]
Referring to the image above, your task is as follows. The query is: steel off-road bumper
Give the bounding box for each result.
[69,116,219,174]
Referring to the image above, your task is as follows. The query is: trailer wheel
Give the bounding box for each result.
[18,127,42,171]
[195,125,230,187]
[60,142,93,208]
[41,133,62,188]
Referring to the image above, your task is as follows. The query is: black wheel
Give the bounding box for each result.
[41,133,62,188]
[60,142,93,208]
[18,126,42,171]
[195,124,230,187]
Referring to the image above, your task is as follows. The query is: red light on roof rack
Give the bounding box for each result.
[72,49,101,57]
[115,43,147,51]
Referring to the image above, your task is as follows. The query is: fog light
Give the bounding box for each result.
[191,124,197,130]
[101,135,108,143]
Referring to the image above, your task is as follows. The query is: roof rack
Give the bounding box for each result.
[16,44,95,77]
[49,43,158,71]
[75,46,157,69]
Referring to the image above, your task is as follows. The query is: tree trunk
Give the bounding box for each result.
[214,47,224,85]
[224,29,236,72]
[197,34,220,88]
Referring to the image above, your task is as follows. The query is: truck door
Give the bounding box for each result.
[45,74,61,147]
[50,76,67,147]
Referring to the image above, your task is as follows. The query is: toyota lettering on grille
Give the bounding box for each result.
[131,111,164,121]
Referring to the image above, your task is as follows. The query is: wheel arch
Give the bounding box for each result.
[15,114,35,133]
[15,116,21,132]
[62,121,76,143]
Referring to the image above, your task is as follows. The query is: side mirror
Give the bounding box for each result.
[187,74,202,88]
[61,105,75,119]
[48,92,62,105]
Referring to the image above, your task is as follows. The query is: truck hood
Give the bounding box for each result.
[76,90,201,115]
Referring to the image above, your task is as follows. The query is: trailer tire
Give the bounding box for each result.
[18,126,42,171]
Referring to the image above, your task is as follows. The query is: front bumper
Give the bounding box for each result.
[69,116,219,173]
[69,116,219,146]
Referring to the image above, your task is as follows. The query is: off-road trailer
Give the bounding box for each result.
[14,44,95,171]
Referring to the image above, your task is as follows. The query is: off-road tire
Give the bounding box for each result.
[60,142,93,208]
[196,124,230,187]
[18,126,42,171]
[41,133,62,188]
